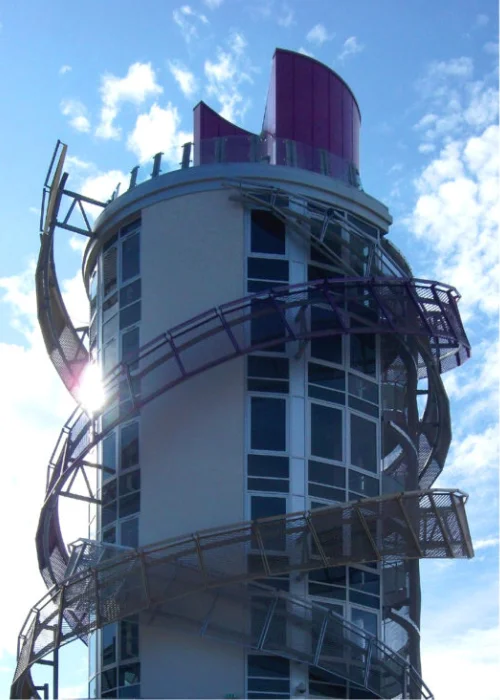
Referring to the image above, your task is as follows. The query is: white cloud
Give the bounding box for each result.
[306,23,332,46]
[168,61,197,98]
[69,235,88,255]
[338,36,365,61]
[298,46,314,58]
[203,0,223,7]
[277,4,295,28]
[418,143,435,154]
[474,13,489,27]
[173,5,209,43]
[66,155,93,170]
[95,62,163,140]
[29,206,39,215]
[60,99,91,133]
[474,537,499,550]
[204,32,255,124]
[127,103,192,166]
[81,168,130,210]
[484,41,499,55]
[0,265,86,655]
[59,64,72,75]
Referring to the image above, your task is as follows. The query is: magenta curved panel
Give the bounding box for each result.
[265,49,361,170]
[193,50,361,171]
[193,101,257,165]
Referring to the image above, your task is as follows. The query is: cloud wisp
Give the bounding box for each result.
[60,99,91,133]
[338,36,365,61]
[168,61,198,98]
[95,62,163,140]
[306,23,333,46]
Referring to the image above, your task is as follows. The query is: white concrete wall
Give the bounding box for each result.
[137,188,246,695]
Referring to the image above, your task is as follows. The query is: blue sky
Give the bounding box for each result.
[0,1,498,698]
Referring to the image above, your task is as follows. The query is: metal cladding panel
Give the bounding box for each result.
[270,49,361,169]
[262,59,276,135]
[193,101,256,165]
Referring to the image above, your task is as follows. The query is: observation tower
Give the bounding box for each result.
[12,49,474,699]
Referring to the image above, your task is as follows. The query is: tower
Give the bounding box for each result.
[12,49,474,699]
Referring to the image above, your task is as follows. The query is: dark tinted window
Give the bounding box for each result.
[351,334,376,376]
[350,415,377,473]
[309,363,345,391]
[119,662,140,686]
[120,279,141,308]
[309,460,345,487]
[247,654,289,678]
[251,300,286,352]
[247,257,289,281]
[251,211,286,255]
[121,423,139,470]
[122,327,140,368]
[120,619,139,660]
[121,233,140,282]
[311,404,342,461]
[102,434,116,481]
[120,519,139,548]
[103,247,117,296]
[102,624,117,666]
[251,495,286,521]
[251,397,286,451]
[120,301,141,330]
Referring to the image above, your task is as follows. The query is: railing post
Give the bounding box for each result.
[181,142,192,169]
[128,166,139,190]
[151,152,163,178]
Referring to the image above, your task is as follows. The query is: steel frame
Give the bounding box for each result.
[13,151,474,700]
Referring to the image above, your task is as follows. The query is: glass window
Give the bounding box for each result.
[350,415,377,473]
[251,597,287,649]
[251,210,286,255]
[120,618,139,660]
[102,624,117,666]
[119,470,140,496]
[120,492,140,519]
[118,686,140,699]
[251,397,286,451]
[121,423,139,470]
[89,677,97,699]
[310,306,343,364]
[247,257,289,282]
[103,527,116,544]
[248,455,289,493]
[119,662,140,686]
[103,339,118,376]
[89,632,97,679]
[103,314,118,344]
[121,518,139,548]
[120,301,141,330]
[349,567,380,595]
[102,434,116,481]
[120,280,141,308]
[350,607,378,638]
[101,668,117,693]
[102,500,117,527]
[248,355,289,393]
[250,300,286,352]
[350,334,377,376]
[122,233,140,282]
[308,568,347,599]
[309,461,345,488]
[120,218,141,238]
[247,654,289,678]
[122,327,140,369]
[309,363,345,391]
[348,373,378,404]
[103,293,118,323]
[310,404,342,461]
[349,470,379,498]
[103,247,117,297]
[309,668,347,699]
[251,495,286,521]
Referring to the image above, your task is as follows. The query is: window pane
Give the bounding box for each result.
[103,247,117,297]
[119,662,140,686]
[120,280,141,308]
[251,211,286,255]
[118,686,140,699]
[120,519,139,548]
[122,327,140,368]
[351,607,377,637]
[248,455,289,478]
[103,339,118,376]
[120,619,139,660]
[348,373,378,404]
[349,568,380,595]
[101,668,117,693]
[120,219,141,237]
[308,460,345,487]
[310,404,342,461]
[348,396,379,418]
[349,470,379,497]
[103,293,118,323]
[120,470,140,496]
[251,397,286,451]
[248,477,289,492]
[102,624,117,666]
[103,527,116,544]
[103,314,118,344]
[251,496,286,521]
[102,434,116,481]
[121,423,139,470]
[247,257,289,281]
[247,654,289,678]
[251,300,286,351]
[248,355,289,379]
[350,334,376,376]
[120,301,141,330]
[309,363,345,391]
[350,415,377,473]
[122,233,140,282]
[120,493,140,518]
[102,501,117,527]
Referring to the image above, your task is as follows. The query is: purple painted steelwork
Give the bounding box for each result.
[193,101,257,166]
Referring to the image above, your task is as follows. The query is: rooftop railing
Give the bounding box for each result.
[110,135,362,201]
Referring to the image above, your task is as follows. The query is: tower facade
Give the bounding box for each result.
[12,50,473,700]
